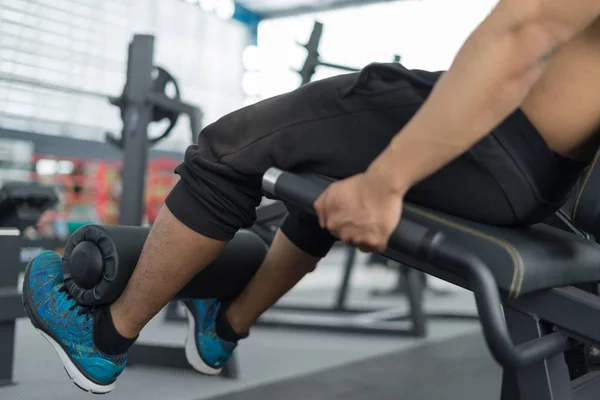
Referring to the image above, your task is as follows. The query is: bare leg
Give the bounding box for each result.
[225,229,320,334]
[110,206,227,338]
[521,18,600,161]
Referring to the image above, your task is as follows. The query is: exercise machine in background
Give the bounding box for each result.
[0,183,58,387]
[106,35,203,227]
[0,33,238,382]
[297,21,402,85]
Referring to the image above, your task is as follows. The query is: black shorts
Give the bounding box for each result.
[165,63,585,258]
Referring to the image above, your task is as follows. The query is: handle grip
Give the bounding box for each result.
[262,168,438,259]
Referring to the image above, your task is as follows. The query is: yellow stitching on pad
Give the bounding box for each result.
[573,147,600,221]
[311,173,526,297]
[405,205,525,299]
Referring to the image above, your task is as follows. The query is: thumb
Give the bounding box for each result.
[314,193,326,228]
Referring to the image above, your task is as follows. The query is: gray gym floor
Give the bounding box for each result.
[5,249,482,400]
[206,332,502,400]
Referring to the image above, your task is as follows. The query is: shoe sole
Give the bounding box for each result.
[38,329,115,394]
[22,261,115,395]
[183,305,222,376]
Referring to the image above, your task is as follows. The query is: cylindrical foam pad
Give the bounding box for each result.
[63,225,150,306]
[176,229,268,300]
[63,225,268,306]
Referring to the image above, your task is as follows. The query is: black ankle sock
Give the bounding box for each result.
[93,306,137,355]
[215,305,248,343]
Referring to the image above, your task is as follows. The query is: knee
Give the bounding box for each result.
[165,146,263,242]
[279,206,336,259]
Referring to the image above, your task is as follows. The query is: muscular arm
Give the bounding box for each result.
[368,0,600,193]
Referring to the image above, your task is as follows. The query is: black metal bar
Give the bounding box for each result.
[146,92,203,144]
[513,286,600,345]
[296,21,402,85]
[0,322,17,387]
[147,92,200,116]
[118,35,155,226]
[404,267,427,336]
[334,247,357,310]
[500,369,521,400]
[0,225,23,387]
[0,290,27,321]
[318,61,360,72]
[501,307,571,400]
[435,245,569,369]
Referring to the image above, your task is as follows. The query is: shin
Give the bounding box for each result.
[225,229,320,334]
[110,206,227,338]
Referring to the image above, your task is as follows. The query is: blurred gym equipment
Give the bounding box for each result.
[103,35,202,226]
[0,183,58,386]
[0,34,203,227]
[1,32,210,378]
[297,21,402,85]
[262,167,600,400]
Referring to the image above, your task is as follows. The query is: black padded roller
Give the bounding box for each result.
[63,224,268,306]
[176,230,268,300]
[63,225,150,306]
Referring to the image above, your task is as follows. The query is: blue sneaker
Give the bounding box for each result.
[22,251,127,394]
[182,299,237,375]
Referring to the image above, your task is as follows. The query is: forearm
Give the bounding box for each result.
[368,4,566,192]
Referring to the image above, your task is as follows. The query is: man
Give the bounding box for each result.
[23,0,600,393]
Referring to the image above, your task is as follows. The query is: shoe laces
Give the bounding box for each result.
[58,285,94,321]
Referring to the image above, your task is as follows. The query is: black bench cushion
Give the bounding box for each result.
[573,148,600,238]
[403,204,600,299]
[295,172,600,298]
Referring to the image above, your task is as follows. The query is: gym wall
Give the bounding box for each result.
[253,0,498,99]
[0,0,252,152]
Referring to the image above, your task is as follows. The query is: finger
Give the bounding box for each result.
[358,244,375,253]
[338,230,354,244]
[354,234,385,254]
[365,236,387,253]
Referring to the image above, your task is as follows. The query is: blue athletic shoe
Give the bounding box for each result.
[22,250,127,394]
[182,299,237,375]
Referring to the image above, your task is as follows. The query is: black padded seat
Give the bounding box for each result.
[572,148,600,238]
[403,204,600,299]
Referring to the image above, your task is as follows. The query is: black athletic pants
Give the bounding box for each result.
[166,63,584,258]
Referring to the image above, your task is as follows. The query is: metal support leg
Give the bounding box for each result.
[0,232,22,387]
[119,35,155,226]
[221,353,239,379]
[334,247,357,310]
[404,266,426,337]
[0,321,16,386]
[500,306,571,400]
[164,301,182,322]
